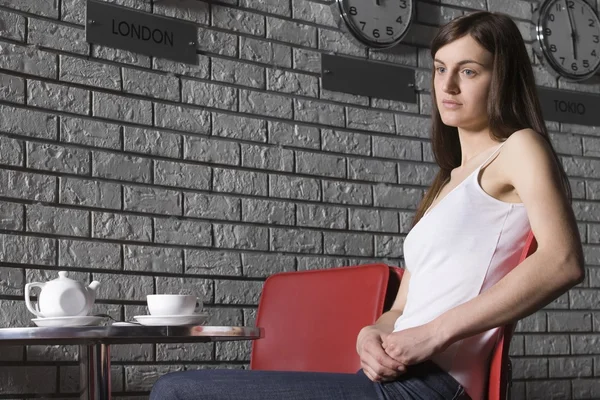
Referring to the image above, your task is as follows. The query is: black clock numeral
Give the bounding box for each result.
[584,60,590,68]
[549,13,555,21]
[399,0,407,9]
[545,27,552,36]
[592,50,597,57]
[373,28,380,38]
[560,56,566,65]
[590,19,596,27]
[567,1,574,9]
[359,21,366,30]
[349,6,357,16]
[386,27,394,36]
[396,15,403,23]
[550,44,557,52]
[572,62,578,71]
[594,35,599,43]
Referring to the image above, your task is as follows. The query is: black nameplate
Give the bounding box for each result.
[86,0,197,64]
[321,53,416,103]
[537,86,600,126]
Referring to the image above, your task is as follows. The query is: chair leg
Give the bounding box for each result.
[505,358,512,400]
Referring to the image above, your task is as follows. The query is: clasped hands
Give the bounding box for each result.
[357,321,448,383]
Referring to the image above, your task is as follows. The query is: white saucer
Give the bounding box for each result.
[32,315,106,327]
[133,313,209,326]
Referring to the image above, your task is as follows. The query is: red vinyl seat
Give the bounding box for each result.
[251,231,537,399]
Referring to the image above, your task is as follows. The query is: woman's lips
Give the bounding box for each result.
[442,100,462,109]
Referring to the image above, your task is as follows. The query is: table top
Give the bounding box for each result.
[0,325,263,345]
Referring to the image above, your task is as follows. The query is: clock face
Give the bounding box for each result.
[337,0,414,49]
[537,0,600,80]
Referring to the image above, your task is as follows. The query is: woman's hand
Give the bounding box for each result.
[382,321,448,366]
[357,325,407,382]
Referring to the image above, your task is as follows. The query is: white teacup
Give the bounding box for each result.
[146,294,202,316]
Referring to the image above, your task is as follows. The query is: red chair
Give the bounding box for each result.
[250,263,403,373]
[488,231,537,400]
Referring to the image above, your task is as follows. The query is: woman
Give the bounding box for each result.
[150,11,584,400]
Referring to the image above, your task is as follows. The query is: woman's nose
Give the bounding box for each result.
[442,75,459,94]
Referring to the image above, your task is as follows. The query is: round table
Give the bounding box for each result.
[0,324,263,400]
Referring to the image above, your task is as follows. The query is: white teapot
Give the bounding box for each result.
[25,271,101,318]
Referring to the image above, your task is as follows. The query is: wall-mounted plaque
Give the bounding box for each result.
[537,86,600,126]
[86,0,197,64]
[321,53,416,103]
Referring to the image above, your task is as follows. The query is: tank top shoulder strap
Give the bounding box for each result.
[477,141,507,173]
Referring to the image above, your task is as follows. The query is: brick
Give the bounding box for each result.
[512,358,548,379]
[92,45,151,67]
[524,335,570,355]
[59,55,121,91]
[324,232,373,257]
[216,340,252,361]
[156,342,213,362]
[242,143,295,172]
[125,365,183,392]
[294,98,345,127]
[0,42,56,78]
[185,192,241,221]
[0,202,24,230]
[296,151,346,178]
[0,10,25,41]
[269,174,320,201]
[549,357,593,378]
[0,72,24,103]
[240,36,291,68]
[239,89,293,119]
[296,256,348,271]
[562,156,600,179]
[349,158,397,183]
[213,168,268,196]
[241,253,295,277]
[544,292,570,310]
[154,103,211,133]
[417,3,464,26]
[185,136,240,166]
[93,152,151,183]
[93,92,152,124]
[515,311,547,332]
[154,217,211,247]
[182,79,237,111]
[155,276,213,303]
[369,44,418,68]
[61,0,85,24]
[271,69,319,98]
[242,198,294,225]
[297,204,346,229]
[0,366,56,393]
[0,135,23,166]
[111,344,153,362]
[375,235,404,258]
[269,121,319,149]
[153,0,209,24]
[347,107,395,134]
[373,136,422,161]
[185,250,242,276]
[0,234,55,265]
[212,58,265,89]
[350,209,398,233]
[322,180,372,206]
[267,17,316,47]
[124,245,182,273]
[574,202,600,222]
[59,239,120,269]
[213,113,267,142]
[123,68,179,101]
[549,132,582,156]
[124,127,180,158]
[572,378,600,399]
[28,18,87,54]
[270,228,322,253]
[243,0,290,16]
[318,28,366,57]
[27,80,89,114]
[0,0,58,17]
[572,334,600,354]
[321,88,369,106]
[570,289,600,309]
[293,47,320,73]
[61,116,121,149]
[374,184,423,209]
[153,55,210,79]
[213,5,265,35]
[214,224,269,251]
[322,129,370,156]
[291,0,334,25]
[155,160,211,191]
[398,162,438,185]
[197,29,238,57]
[0,344,23,361]
[395,114,431,138]
[123,186,181,215]
[91,272,151,301]
[60,177,121,210]
[0,266,24,296]
[0,105,56,139]
[93,212,152,241]
[525,380,570,400]
[215,280,263,305]
[26,204,89,237]
[28,142,90,175]
[547,311,592,332]
[0,169,56,202]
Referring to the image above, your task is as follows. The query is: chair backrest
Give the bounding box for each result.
[487,231,538,400]
[250,263,403,373]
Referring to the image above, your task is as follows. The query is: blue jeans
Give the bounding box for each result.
[150,361,470,400]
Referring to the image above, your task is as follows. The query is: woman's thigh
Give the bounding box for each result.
[150,362,467,400]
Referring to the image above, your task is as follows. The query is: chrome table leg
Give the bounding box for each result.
[79,343,111,400]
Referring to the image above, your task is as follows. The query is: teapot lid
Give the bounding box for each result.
[57,271,70,279]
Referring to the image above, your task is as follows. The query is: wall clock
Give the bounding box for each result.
[533,0,600,81]
[331,0,415,49]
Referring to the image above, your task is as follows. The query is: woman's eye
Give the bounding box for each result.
[463,69,476,76]
[435,66,446,74]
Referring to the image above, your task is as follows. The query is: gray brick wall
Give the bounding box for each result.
[0,0,598,398]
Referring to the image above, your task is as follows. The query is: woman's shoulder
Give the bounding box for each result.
[501,128,554,164]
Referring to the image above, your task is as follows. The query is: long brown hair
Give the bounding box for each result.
[412,11,571,226]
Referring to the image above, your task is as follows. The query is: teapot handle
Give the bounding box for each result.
[25,282,45,318]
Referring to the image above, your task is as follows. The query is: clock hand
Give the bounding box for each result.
[566,0,578,60]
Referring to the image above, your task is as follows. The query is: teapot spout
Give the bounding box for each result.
[88,281,101,292]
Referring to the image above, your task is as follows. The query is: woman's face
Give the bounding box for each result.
[433,35,494,131]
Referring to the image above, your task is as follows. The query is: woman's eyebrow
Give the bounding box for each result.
[433,58,485,67]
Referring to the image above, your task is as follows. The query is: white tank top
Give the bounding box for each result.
[393,142,530,400]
